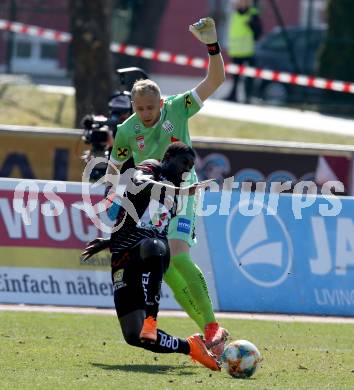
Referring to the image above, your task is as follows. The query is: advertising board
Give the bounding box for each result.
[202,190,354,316]
[0,178,218,310]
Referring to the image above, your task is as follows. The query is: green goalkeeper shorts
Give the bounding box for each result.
[167,192,197,247]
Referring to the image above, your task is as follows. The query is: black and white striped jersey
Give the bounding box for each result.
[110,159,177,254]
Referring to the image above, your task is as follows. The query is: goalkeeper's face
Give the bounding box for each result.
[132,91,163,128]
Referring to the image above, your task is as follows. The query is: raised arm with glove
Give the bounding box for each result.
[189,17,225,102]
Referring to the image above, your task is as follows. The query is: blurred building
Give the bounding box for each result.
[0,0,68,76]
[0,0,327,77]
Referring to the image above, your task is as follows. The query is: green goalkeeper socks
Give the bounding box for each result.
[163,252,216,331]
[164,265,205,330]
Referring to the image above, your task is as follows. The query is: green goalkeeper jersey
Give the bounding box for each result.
[110,89,202,182]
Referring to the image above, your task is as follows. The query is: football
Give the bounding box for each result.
[220,339,262,378]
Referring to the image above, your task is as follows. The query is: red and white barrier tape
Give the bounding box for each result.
[0,19,71,42]
[1,19,354,94]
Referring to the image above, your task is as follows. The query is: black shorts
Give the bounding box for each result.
[111,240,169,318]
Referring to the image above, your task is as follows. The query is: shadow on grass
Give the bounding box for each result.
[91,362,195,375]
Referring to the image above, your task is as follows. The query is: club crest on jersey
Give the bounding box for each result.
[184,94,192,108]
[162,120,174,134]
[136,135,145,150]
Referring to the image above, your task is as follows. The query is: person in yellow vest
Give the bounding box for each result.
[225,0,262,103]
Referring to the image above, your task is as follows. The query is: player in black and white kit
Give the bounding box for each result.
[82,142,220,371]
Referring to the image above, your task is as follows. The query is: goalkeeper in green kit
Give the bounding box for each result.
[105,17,229,358]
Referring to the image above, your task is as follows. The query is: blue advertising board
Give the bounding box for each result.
[202,190,354,316]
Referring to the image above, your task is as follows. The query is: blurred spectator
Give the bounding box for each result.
[196,153,231,185]
[225,0,262,103]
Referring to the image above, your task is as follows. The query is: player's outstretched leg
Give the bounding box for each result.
[163,265,205,330]
[118,311,220,371]
[168,251,229,358]
[167,252,215,325]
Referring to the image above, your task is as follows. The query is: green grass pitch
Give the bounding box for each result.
[0,311,353,389]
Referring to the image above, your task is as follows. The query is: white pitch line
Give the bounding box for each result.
[0,304,353,324]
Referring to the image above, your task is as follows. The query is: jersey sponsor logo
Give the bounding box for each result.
[158,332,179,350]
[184,94,192,108]
[136,135,145,151]
[137,200,171,233]
[162,120,174,134]
[142,272,151,303]
[117,148,128,159]
[177,218,191,234]
[113,269,127,290]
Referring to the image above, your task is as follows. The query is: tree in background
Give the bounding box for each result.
[69,0,169,127]
[317,0,354,113]
[114,0,169,71]
[70,0,113,127]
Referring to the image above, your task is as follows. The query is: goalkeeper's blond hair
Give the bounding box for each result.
[131,79,161,100]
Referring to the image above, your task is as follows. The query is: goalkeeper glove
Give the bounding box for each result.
[189,17,217,44]
[189,17,220,55]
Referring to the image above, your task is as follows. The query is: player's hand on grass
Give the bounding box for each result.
[189,17,217,44]
[81,238,110,262]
